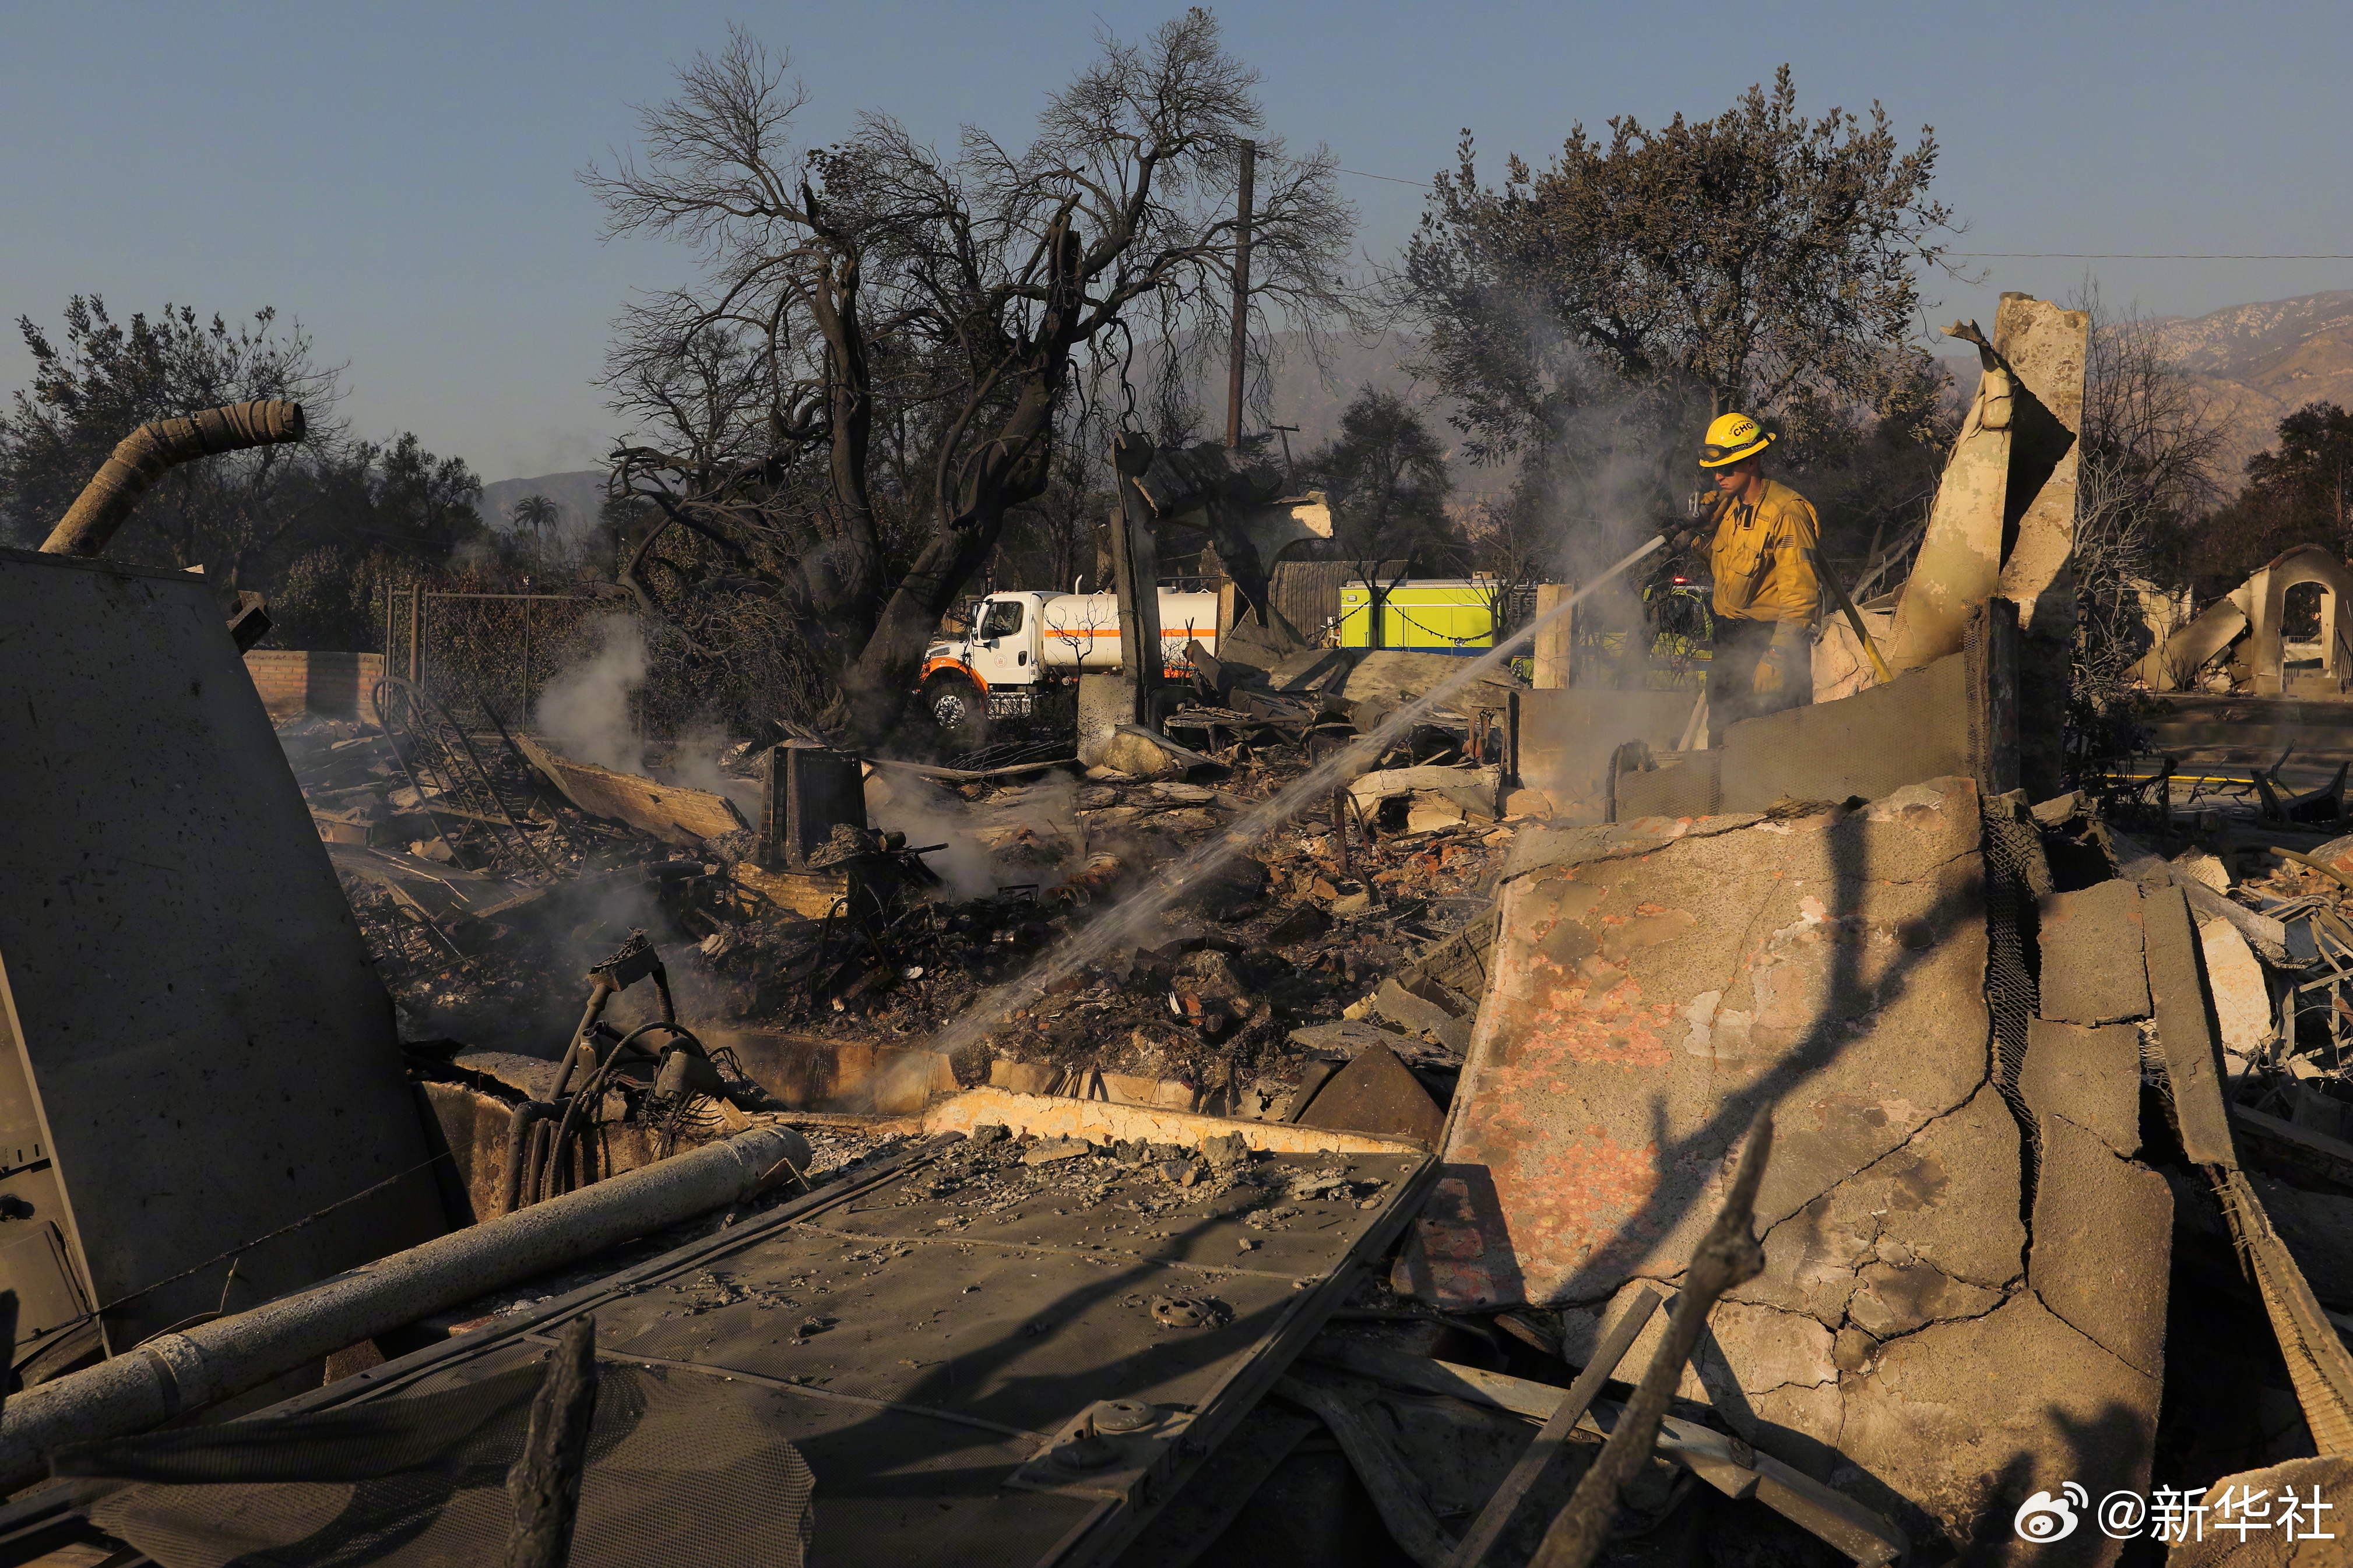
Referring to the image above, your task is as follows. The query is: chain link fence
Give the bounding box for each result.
[382,587,606,731]
[382,585,740,740]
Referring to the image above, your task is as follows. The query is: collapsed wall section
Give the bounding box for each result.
[1402,778,2175,1562]
[0,547,445,1365]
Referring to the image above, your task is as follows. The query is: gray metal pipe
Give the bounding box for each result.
[41,401,307,558]
[0,1120,811,1488]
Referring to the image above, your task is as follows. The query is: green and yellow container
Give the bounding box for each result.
[1336,578,1502,653]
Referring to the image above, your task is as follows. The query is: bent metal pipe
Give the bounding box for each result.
[925,533,1669,1063]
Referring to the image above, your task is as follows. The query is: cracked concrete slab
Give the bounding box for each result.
[1418,770,2176,1559]
[2021,1019,2144,1159]
[2029,1113,2173,1379]
[1846,1260,2006,1339]
[1500,816,1756,883]
[1429,773,2212,1566]
[2037,879,2151,1025]
[1419,777,1989,1310]
[1607,1275,2159,1563]
[1838,1292,2158,1565]
[1596,1282,1839,1408]
[1733,1083,2028,1329]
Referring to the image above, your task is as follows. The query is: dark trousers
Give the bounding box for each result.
[1707,617,1809,747]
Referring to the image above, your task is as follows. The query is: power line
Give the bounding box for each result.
[1320,165,2351,259]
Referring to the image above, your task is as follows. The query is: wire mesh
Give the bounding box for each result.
[392,588,805,742]
[1981,804,2052,1197]
[409,592,607,733]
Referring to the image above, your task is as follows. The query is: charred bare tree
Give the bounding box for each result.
[585,15,1362,749]
[2062,287,2227,763]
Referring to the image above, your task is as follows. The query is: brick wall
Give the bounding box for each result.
[242,650,385,721]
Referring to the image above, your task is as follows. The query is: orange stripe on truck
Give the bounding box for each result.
[921,656,984,690]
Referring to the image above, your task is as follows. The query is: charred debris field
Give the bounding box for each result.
[288,696,1514,1118]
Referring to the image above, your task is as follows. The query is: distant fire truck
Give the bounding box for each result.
[917,587,1221,735]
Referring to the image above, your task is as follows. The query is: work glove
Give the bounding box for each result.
[1753,622,1811,697]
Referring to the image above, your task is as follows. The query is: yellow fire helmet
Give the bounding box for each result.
[1698,412,1774,468]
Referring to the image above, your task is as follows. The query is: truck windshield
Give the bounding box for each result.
[979,601,1026,638]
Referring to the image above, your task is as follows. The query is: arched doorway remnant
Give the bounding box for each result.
[2144,545,2353,694]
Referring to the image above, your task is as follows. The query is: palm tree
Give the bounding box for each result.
[508,493,562,569]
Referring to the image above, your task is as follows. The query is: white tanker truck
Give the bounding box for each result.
[917,587,1221,738]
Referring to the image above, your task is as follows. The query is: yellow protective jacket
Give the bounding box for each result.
[1708,479,1822,628]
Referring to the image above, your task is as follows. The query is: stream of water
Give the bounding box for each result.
[924,533,1668,1063]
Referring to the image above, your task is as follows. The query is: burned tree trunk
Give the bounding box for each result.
[835,233,1081,751]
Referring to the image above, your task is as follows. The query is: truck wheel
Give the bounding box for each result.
[923,675,988,751]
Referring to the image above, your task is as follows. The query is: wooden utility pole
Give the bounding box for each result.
[1225,140,1255,449]
[1109,433,1166,725]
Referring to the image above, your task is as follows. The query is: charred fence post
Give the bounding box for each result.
[1450,1285,1665,1568]
[503,1315,600,1568]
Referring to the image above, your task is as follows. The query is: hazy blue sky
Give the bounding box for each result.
[5,1,2348,483]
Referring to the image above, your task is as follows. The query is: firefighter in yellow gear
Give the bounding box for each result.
[1697,413,1820,745]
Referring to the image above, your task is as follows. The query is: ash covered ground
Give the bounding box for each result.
[283,711,1521,1110]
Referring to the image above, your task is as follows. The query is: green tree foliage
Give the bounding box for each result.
[509,492,564,555]
[1769,355,1957,568]
[1401,66,1956,552]
[1299,387,1455,566]
[235,436,489,650]
[0,296,487,650]
[0,297,341,577]
[2203,402,2353,574]
[2249,402,2353,528]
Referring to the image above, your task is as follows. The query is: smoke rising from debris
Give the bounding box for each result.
[534,613,650,774]
[926,536,1666,1062]
[666,721,759,815]
[865,774,998,900]
[531,616,754,822]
